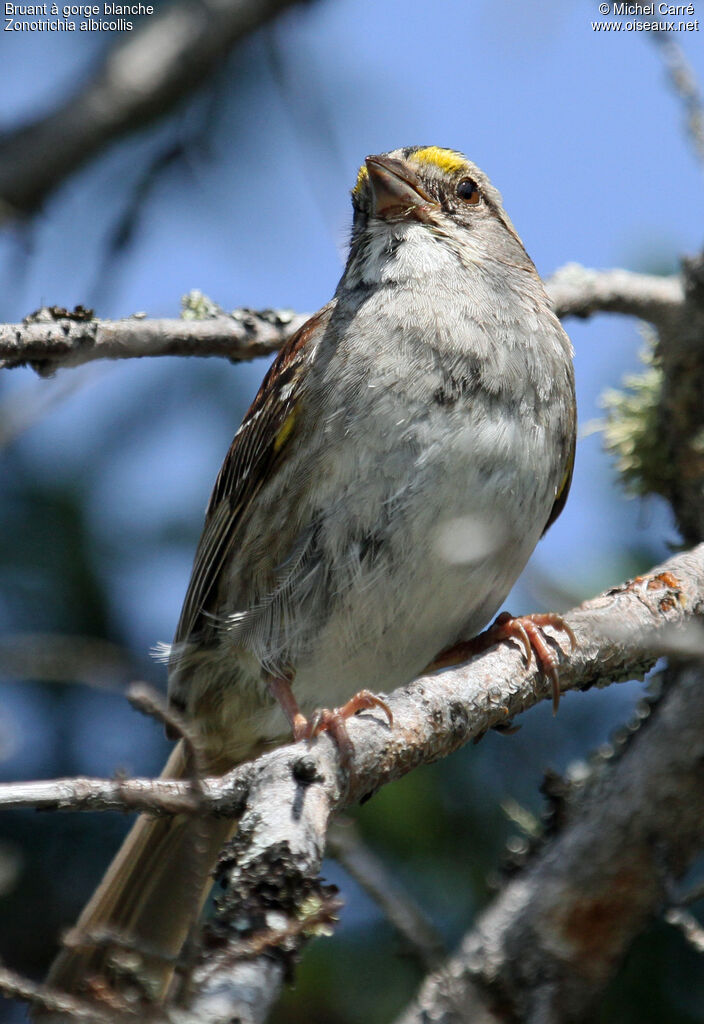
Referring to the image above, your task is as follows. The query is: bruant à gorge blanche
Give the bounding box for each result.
[5,2,152,12]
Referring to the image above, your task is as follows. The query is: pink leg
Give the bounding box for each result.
[267,675,309,741]
[267,678,393,763]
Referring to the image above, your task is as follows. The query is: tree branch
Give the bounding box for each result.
[394,659,704,1024]
[1,544,702,821]
[0,310,309,377]
[653,254,704,545]
[0,262,690,378]
[545,258,704,546]
[4,261,704,1021]
[170,546,704,1024]
[0,0,315,219]
[4,545,704,1021]
[650,27,704,169]
[545,263,683,326]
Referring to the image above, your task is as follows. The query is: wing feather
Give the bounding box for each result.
[172,302,335,647]
[542,406,576,536]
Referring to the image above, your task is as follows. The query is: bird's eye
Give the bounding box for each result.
[456,178,480,204]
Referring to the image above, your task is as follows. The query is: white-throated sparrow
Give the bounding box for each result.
[48,146,576,1001]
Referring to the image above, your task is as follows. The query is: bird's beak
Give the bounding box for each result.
[365,155,434,219]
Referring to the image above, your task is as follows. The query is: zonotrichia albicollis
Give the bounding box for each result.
[48,146,576,1000]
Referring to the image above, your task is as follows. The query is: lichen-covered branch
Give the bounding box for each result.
[0,265,686,380]
[172,546,704,1024]
[0,310,309,377]
[547,258,704,546]
[1,545,702,824]
[653,255,704,545]
[3,260,704,1022]
[394,660,704,1024]
[0,263,693,380]
[4,545,704,1022]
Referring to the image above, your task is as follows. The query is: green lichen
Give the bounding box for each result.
[180,289,224,319]
[598,332,671,498]
[297,893,338,938]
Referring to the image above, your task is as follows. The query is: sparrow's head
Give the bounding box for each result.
[346,146,533,282]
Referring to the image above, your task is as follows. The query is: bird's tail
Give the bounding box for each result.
[46,742,236,1002]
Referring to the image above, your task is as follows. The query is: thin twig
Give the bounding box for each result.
[327,821,446,971]
[126,684,212,1004]
[651,35,704,169]
[664,907,704,954]
[0,963,119,1023]
[127,683,206,782]
[0,776,212,816]
[0,633,140,690]
[0,368,100,450]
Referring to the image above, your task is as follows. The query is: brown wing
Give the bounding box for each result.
[173,302,335,647]
[542,416,576,537]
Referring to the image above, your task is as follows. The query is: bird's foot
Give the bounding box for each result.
[427,611,576,714]
[267,677,393,765]
[299,691,393,763]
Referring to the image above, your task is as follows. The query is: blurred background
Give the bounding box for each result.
[0,1,702,1020]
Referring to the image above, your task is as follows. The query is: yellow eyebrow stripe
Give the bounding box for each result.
[411,147,468,176]
[352,164,369,198]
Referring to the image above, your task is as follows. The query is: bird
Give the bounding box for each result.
[46,146,576,1004]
